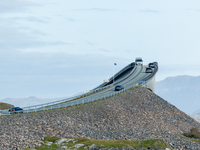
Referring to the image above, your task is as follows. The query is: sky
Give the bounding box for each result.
[0,0,200,100]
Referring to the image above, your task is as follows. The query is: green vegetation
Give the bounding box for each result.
[0,102,14,110]
[183,127,200,140]
[176,134,200,143]
[25,137,169,150]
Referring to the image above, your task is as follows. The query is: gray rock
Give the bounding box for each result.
[89,144,96,150]
[46,141,53,146]
[84,144,96,149]
[1,88,200,149]
[56,146,68,150]
[55,138,71,146]
[73,144,84,148]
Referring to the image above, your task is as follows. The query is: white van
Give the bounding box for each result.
[135,57,143,65]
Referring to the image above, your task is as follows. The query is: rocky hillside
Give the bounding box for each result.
[0,88,200,149]
[0,102,14,110]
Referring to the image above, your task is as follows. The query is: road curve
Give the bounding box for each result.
[0,61,158,116]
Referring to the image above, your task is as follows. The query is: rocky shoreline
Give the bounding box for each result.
[0,88,200,149]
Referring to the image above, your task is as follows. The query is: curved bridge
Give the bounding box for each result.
[0,61,158,116]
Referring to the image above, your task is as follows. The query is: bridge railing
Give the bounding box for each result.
[92,62,135,90]
[0,63,158,116]
[140,62,158,83]
[0,83,138,116]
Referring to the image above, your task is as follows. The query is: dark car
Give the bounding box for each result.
[115,85,124,91]
[8,107,23,114]
[148,63,155,68]
[146,67,153,73]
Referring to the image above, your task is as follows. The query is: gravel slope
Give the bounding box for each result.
[0,88,200,149]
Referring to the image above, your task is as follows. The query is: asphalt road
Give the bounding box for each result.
[1,63,157,115]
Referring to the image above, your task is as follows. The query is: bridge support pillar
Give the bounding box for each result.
[146,75,156,92]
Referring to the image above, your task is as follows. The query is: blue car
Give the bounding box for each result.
[115,85,124,91]
[8,107,23,114]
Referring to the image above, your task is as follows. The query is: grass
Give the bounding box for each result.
[176,127,200,143]
[183,127,200,139]
[176,133,200,143]
[0,102,14,110]
[24,137,169,150]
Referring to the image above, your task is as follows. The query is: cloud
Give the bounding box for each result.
[24,16,49,23]
[3,16,49,24]
[67,18,76,22]
[0,25,73,51]
[139,9,160,13]
[86,41,96,46]
[0,53,125,99]
[188,9,200,12]
[56,14,77,22]
[75,8,118,12]
[0,0,39,13]
[99,48,110,53]
[0,14,74,52]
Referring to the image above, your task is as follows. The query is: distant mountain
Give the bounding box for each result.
[155,75,200,114]
[0,96,67,108]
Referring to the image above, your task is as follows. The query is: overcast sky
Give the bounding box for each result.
[0,0,200,100]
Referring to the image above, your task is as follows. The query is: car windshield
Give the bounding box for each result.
[147,68,152,70]
[136,59,142,62]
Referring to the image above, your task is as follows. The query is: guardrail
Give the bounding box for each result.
[138,62,158,88]
[92,62,135,90]
[1,62,136,113]
[0,62,136,114]
[0,84,138,116]
[0,62,158,116]
[141,62,158,82]
[112,64,137,86]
